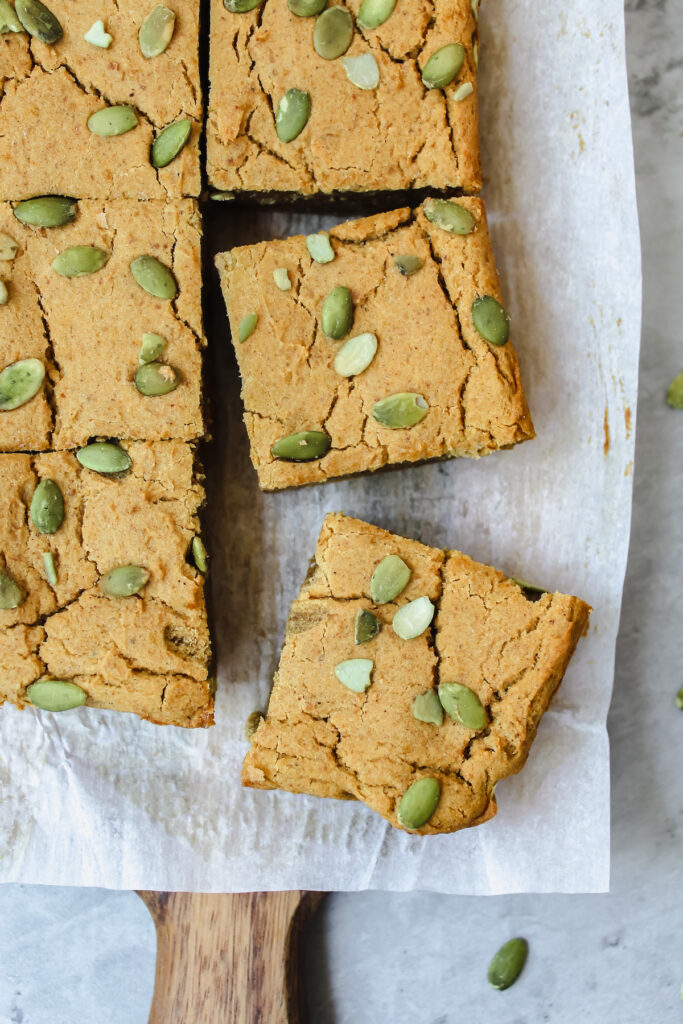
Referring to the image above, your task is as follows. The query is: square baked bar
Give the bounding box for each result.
[208,0,481,197]
[215,198,534,490]
[243,513,591,835]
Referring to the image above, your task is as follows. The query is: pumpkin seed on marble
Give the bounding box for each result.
[394,254,423,277]
[392,595,435,640]
[413,690,443,726]
[313,7,353,60]
[424,198,475,235]
[271,430,331,462]
[306,232,335,264]
[438,681,488,730]
[15,0,61,43]
[453,81,474,102]
[14,195,77,228]
[130,255,177,299]
[0,358,44,410]
[0,232,18,261]
[370,554,410,604]
[244,709,264,740]
[238,312,258,342]
[0,282,7,305]
[84,19,112,47]
[321,285,353,339]
[52,246,109,277]
[139,332,166,364]
[42,551,57,586]
[100,564,150,598]
[87,105,138,137]
[357,0,395,29]
[397,777,441,830]
[134,361,179,396]
[472,295,510,346]
[0,0,23,32]
[422,43,465,90]
[275,88,311,143]
[288,0,326,15]
[139,5,175,58]
[223,0,263,10]
[30,478,64,534]
[76,442,131,475]
[273,267,291,291]
[0,570,23,609]
[372,392,428,429]
[192,535,208,573]
[342,53,379,90]
[487,938,528,991]
[152,118,192,168]
[354,607,380,645]
[667,371,683,409]
[333,332,377,378]
[335,657,373,693]
[27,679,87,712]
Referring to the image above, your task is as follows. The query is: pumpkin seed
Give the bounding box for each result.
[210,191,235,201]
[306,232,335,263]
[288,0,326,15]
[87,105,138,137]
[15,0,61,43]
[667,371,683,409]
[354,607,380,645]
[473,40,478,69]
[397,777,441,830]
[0,570,23,609]
[321,285,353,339]
[370,554,410,604]
[238,312,258,342]
[84,19,112,47]
[42,551,57,586]
[244,709,264,740]
[14,195,77,228]
[471,0,479,19]
[223,0,263,10]
[152,118,192,167]
[487,938,528,991]
[100,564,150,598]
[52,246,109,277]
[392,595,435,640]
[413,690,443,726]
[134,361,179,396]
[438,681,488,730]
[472,295,510,346]
[453,81,474,101]
[510,576,546,597]
[675,687,683,710]
[192,535,208,573]
[273,267,291,291]
[372,392,428,429]
[27,679,87,712]
[30,478,64,534]
[342,52,379,90]
[394,254,424,277]
[0,281,7,304]
[130,255,177,299]
[334,657,373,693]
[0,358,44,410]
[139,5,175,58]
[139,332,166,364]
[275,88,311,143]
[424,198,476,235]
[76,442,131,475]
[422,43,465,89]
[0,232,18,260]
[0,0,22,32]
[333,332,377,377]
[314,7,353,60]
[271,430,331,461]
[357,0,395,29]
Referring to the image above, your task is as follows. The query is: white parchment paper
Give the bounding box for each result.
[0,0,640,894]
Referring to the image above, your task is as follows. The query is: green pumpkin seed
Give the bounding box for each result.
[471,0,479,20]
[139,332,166,364]
[14,195,77,228]
[0,358,44,410]
[333,332,377,378]
[0,0,23,32]
[453,81,474,102]
[314,7,353,60]
[397,777,441,830]
[321,285,353,339]
[152,118,192,168]
[394,254,424,277]
[87,105,138,137]
[438,681,488,730]
[192,535,208,573]
[100,564,150,598]
[306,232,335,263]
[238,312,258,342]
[413,690,443,726]
[372,392,428,429]
[0,570,23,609]
[244,709,264,740]
[15,0,61,43]
[76,442,132,475]
[271,430,331,462]
[288,0,326,15]
[354,607,380,645]
[30,478,64,534]
[273,267,291,291]
[335,657,373,693]
[0,232,18,260]
[84,19,112,47]
[675,687,683,710]
[52,246,109,277]
[392,595,435,640]
[0,281,7,305]
[130,255,177,299]
[421,43,465,89]
[275,88,311,143]
[139,5,175,58]
[473,39,478,69]
[357,0,395,28]
[511,576,546,597]
[27,679,87,712]
[42,551,57,586]
[342,53,379,90]
[370,554,410,604]
[423,198,476,235]
[667,371,683,409]
[134,361,180,396]
[224,0,263,10]
[487,938,529,990]
[472,295,510,346]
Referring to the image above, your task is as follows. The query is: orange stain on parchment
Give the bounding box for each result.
[624,407,632,437]
[603,407,610,456]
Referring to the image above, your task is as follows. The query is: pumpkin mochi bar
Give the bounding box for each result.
[0,441,213,727]
[0,0,201,200]
[243,513,591,835]
[208,0,481,197]
[215,198,534,490]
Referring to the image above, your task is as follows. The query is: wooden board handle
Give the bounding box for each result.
[138,890,322,1024]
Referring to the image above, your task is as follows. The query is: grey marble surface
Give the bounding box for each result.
[1,2,682,1021]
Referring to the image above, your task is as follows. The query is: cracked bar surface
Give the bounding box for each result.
[208,0,481,197]
[215,198,534,491]
[0,441,213,727]
[242,513,591,835]
[0,0,201,200]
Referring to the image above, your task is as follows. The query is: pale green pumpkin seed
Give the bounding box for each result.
[421,42,465,89]
[334,332,377,377]
[370,554,410,604]
[314,7,353,60]
[152,118,192,167]
[354,608,380,645]
[130,255,177,299]
[372,392,428,429]
[0,0,23,32]
[473,40,478,69]
[192,535,208,573]
[335,657,373,693]
[14,195,77,228]
[244,709,264,740]
[0,570,23,609]
[52,246,109,277]
[76,442,132,475]
[0,282,7,305]
[0,358,44,410]
[273,267,291,291]
[321,285,353,339]
[394,254,424,277]
[30,478,64,534]
[224,0,263,10]
[342,52,379,90]
[453,81,474,101]
[392,595,435,640]
[471,0,479,20]
[288,0,326,15]
[667,371,683,409]
[271,430,331,461]
[42,551,57,586]
[511,576,546,597]
[15,0,61,43]
[424,198,475,235]
[134,361,179,396]
[139,332,166,364]
[238,312,258,342]
[413,690,443,726]
[84,19,112,47]
[306,232,335,263]
[27,679,87,712]
[675,687,683,710]
[472,295,510,346]
[397,777,441,830]
[487,938,528,990]
[210,191,235,201]
[139,5,175,58]
[275,88,311,143]
[438,681,488,730]
[357,0,395,29]
[100,564,150,598]
[88,105,138,137]
[0,232,18,260]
